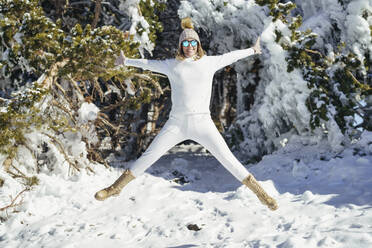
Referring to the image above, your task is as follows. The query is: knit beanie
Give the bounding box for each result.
[178,17,201,49]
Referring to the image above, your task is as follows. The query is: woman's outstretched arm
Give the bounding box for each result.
[212,37,261,71]
[115,50,170,75]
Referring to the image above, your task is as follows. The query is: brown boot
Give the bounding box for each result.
[95,169,135,201]
[242,174,278,211]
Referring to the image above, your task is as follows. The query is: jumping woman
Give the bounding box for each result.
[95,17,278,211]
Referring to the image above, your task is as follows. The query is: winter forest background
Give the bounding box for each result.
[0,0,371,247]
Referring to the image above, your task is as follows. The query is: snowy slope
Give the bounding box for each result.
[1,132,371,248]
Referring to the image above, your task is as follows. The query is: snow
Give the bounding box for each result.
[295,0,372,69]
[1,131,371,247]
[178,0,371,159]
[124,79,136,95]
[119,0,156,57]
[1,0,372,247]
[77,102,99,123]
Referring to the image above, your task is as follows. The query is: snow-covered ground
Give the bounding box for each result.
[1,132,371,248]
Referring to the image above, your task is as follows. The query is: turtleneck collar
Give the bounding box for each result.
[184,54,198,62]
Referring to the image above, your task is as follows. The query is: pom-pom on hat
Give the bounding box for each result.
[178,17,201,48]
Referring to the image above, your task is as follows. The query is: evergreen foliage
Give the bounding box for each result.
[255,0,296,23]
[0,83,47,158]
[0,0,167,175]
[0,0,136,81]
[256,0,371,138]
[138,0,166,43]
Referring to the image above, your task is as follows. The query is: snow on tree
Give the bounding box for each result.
[178,0,371,162]
[0,0,167,219]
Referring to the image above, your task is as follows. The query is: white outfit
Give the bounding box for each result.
[124,48,255,182]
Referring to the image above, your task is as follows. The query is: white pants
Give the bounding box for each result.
[129,113,251,182]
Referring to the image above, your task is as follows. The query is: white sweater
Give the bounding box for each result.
[124,48,255,116]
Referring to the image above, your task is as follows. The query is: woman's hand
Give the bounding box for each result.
[115,50,126,66]
[252,37,262,55]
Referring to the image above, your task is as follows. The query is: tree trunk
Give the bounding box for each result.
[92,0,102,29]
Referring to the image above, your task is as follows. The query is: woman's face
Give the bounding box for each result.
[182,39,198,58]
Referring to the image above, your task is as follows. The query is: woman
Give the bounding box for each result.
[95,17,278,211]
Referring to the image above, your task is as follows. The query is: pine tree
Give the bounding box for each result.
[256,0,371,142]
[0,0,166,180]
[0,0,168,220]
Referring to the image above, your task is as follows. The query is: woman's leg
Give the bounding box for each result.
[189,116,250,182]
[129,119,186,177]
[189,116,278,210]
[95,118,185,201]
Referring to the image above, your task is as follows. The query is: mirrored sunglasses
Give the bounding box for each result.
[182,40,198,47]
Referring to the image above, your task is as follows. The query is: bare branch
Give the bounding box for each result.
[304,48,323,57]
[21,142,38,172]
[68,76,85,100]
[0,188,29,212]
[92,0,102,29]
[42,132,81,173]
[93,78,105,102]
[96,115,119,131]
[50,99,77,125]
[41,59,69,89]
[133,73,164,96]
[346,70,371,91]
[2,157,12,172]
[54,81,68,98]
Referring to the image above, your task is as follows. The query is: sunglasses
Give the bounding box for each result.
[182,40,198,47]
